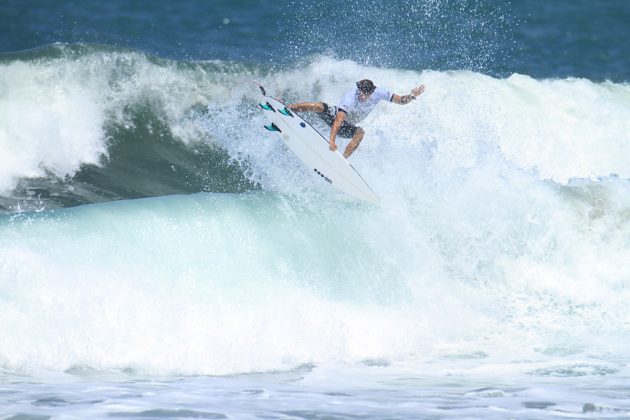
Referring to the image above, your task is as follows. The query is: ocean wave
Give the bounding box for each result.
[1,179,629,375]
[1,44,630,212]
[0,44,260,211]
[1,46,630,373]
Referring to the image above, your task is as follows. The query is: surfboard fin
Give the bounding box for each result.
[264,123,281,132]
[279,107,293,117]
[259,102,275,112]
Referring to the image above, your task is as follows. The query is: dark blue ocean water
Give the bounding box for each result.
[2,0,630,81]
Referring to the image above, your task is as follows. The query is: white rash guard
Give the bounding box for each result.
[337,87,393,124]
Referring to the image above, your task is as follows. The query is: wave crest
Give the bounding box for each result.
[1,45,629,211]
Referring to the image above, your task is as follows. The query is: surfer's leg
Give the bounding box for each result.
[343,127,365,159]
[288,102,325,113]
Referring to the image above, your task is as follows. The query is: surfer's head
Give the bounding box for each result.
[356,79,376,101]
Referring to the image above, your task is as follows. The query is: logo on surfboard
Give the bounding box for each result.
[314,168,332,184]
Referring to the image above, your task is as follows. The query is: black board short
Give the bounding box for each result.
[316,103,359,138]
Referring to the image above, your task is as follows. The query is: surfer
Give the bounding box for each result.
[288,80,425,158]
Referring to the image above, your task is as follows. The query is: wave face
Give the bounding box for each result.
[2,45,630,212]
[0,45,258,211]
[1,49,630,375]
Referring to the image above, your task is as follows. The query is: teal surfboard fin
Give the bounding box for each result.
[264,123,281,132]
[259,102,275,112]
[279,107,293,117]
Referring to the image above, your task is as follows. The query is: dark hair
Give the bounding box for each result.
[356,79,376,94]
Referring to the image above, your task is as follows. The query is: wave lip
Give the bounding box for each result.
[0,45,107,192]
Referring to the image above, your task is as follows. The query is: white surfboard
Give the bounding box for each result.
[259,86,379,204]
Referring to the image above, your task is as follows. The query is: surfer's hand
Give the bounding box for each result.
[411,85,426,97]
[329,141,337,151]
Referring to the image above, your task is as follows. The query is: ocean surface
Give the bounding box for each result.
[1,0,630,418]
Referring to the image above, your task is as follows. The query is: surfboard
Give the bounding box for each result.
[258,85,379,204]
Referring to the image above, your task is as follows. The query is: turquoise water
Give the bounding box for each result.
[1,1,630,418]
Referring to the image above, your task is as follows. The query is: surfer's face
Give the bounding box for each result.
[357,91,371,102]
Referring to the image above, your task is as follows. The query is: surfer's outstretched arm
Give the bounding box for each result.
[392,84,426,104]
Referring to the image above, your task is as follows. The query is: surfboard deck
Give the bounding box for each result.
[258,85,379,204]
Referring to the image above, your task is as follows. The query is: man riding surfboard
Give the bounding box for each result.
[288,79,426,158]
